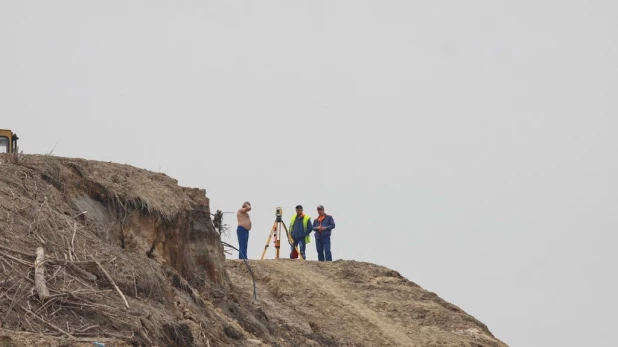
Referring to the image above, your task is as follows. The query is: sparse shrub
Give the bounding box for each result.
[9,149,25,165]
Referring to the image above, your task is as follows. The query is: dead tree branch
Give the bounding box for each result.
[70,222,77,261]
[89,255,129,309]
[20,304,74,338]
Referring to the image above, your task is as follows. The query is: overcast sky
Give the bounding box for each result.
[2,1,616,346]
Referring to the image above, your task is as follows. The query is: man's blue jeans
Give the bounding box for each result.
[316,235,332,261]
[237,226,249,259]
[291,236,306,259]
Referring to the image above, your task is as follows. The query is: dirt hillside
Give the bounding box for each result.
[226,260,506,347]
[0,154,507,347]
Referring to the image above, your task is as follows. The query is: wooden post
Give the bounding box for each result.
[34,247,50,302]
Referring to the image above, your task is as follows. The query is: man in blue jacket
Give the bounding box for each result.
[313,205,336,261]
[289,205,312,259]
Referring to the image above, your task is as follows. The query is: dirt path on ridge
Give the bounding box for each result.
[225,259,507,347]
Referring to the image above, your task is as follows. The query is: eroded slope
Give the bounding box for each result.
[0,154,507,347]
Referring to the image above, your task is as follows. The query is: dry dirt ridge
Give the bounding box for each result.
[0,154,508,347]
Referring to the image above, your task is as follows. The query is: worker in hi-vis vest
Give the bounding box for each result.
[289,205,312,259]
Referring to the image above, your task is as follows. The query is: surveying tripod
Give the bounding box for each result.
[260,207,305,260]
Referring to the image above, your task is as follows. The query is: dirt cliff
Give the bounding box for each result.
[0,154,507,347]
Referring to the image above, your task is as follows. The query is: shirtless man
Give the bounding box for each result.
[236,201,252,259]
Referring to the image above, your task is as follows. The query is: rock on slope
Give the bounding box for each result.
[0,154,507,347]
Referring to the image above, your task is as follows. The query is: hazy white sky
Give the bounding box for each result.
[2,1,616,346]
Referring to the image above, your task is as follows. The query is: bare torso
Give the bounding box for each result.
[237,209,252,230]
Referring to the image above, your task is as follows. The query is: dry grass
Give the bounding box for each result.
[18,155,207,222]
[0,151,25,166]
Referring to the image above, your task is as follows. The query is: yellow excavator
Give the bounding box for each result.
[0,129,19,153]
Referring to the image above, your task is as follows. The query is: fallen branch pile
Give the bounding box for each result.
[0,190,166,344]
[0,239,136,340]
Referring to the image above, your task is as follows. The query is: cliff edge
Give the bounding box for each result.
[0,154,506,347]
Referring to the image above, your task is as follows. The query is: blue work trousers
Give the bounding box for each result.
[316,235,332,261]
[237,226,249,259]
[291,236,306,259]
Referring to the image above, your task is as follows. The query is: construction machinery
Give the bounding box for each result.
[0,129,19,153]
[261,207,305,260]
